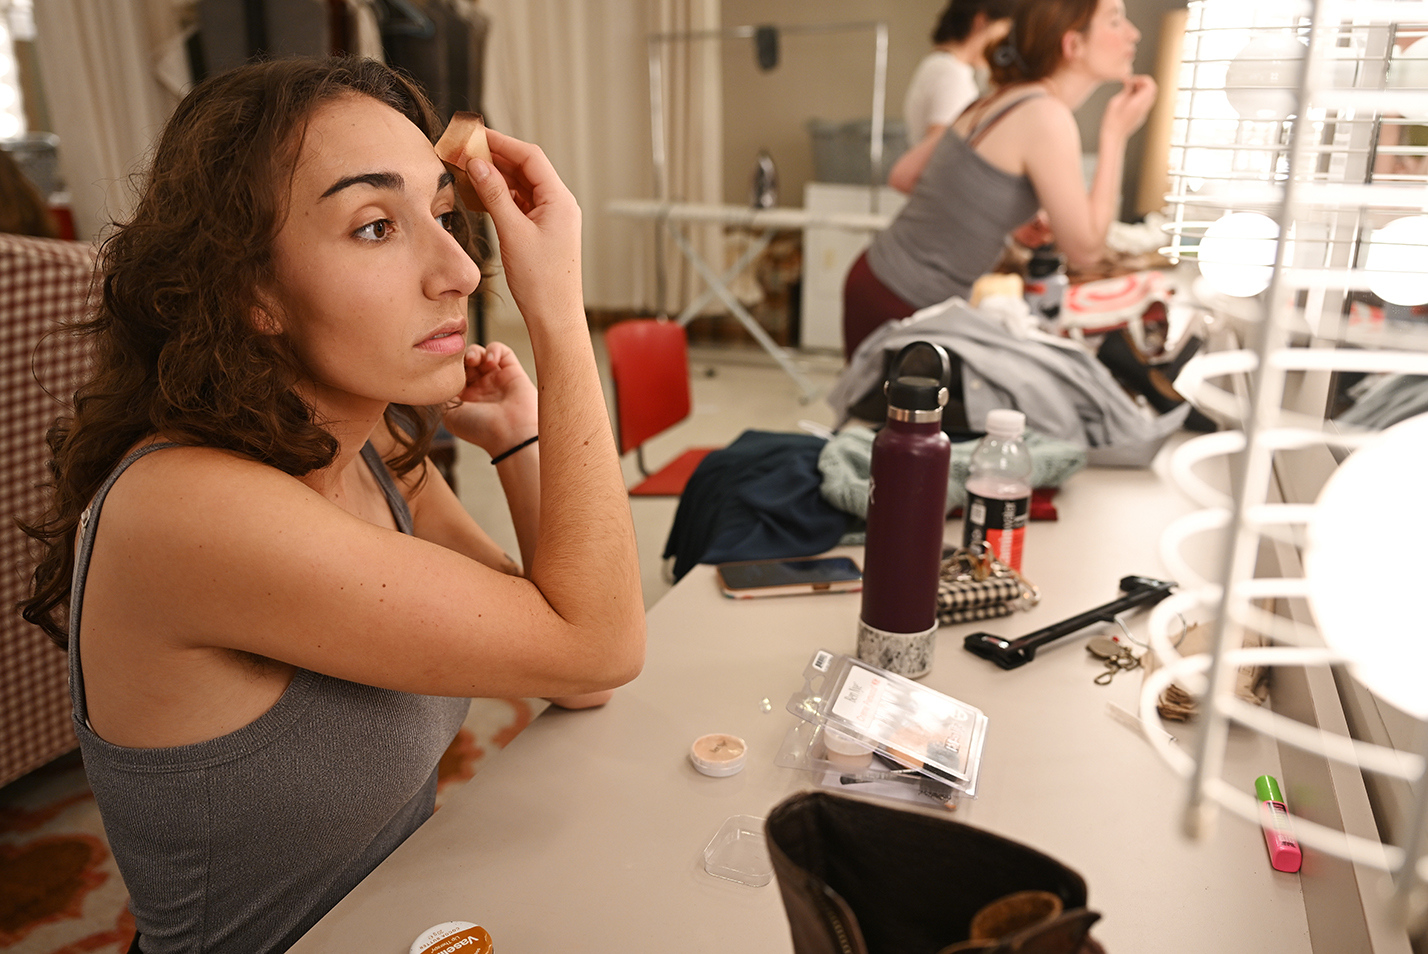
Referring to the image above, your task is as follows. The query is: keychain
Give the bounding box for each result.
[1086,613,1186,685]
[1086,635,1141,684]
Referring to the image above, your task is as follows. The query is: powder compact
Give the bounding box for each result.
[690,733,747,777]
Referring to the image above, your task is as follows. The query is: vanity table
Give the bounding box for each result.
[289,457,1314,954]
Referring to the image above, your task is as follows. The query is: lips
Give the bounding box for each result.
[417,320,466,355]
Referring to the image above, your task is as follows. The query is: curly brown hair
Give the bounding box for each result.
[987,0,1099,86]
[21,56,476,648]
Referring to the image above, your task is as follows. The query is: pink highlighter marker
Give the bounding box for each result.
[1256,775,1303,873]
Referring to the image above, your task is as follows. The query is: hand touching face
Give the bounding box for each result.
[269,93,482,422]
[443,341,539,455]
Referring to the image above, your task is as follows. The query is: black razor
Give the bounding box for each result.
[963,576,1175,670]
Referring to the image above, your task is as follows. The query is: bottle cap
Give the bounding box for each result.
[886,374,948,412]
[1254,774,1284,803]
[1027,244,1064,278]
[884,341,952,415]
[984,409,1026,438]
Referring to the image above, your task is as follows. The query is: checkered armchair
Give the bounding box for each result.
[1,233,94,788]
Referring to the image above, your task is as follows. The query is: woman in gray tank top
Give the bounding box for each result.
[20,59,645,954]
[844,0,1158,357]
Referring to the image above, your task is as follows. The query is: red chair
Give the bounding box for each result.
[605,319,715,496]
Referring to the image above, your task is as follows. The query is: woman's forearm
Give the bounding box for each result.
[1080,131,1130,264]
[494,442,540,574]
[888,127,947,194]
[524,308,642,638]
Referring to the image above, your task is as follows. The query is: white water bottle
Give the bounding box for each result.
[962,409,1032,572]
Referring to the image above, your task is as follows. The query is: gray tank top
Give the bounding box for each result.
[866,93,1044,309]
[69,442,471,954]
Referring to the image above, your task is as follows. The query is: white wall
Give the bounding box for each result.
[719,0,942,206]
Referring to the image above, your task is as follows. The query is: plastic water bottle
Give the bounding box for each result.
[1024,244,1067,322]
[750,151,778,208]
[857,342,953,678]
[963,409,1032,572]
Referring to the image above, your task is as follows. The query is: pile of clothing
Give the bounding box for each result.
[665,294,1203,581]
[663,427,1085,583]
[830,297,1189,467]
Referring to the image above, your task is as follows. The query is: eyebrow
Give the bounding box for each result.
[320,170,456,199]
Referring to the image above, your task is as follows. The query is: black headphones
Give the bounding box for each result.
[991,24,1029,72]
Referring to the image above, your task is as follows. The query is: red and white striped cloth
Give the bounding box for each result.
[1057,270,1174,354]
[0,232,96,788]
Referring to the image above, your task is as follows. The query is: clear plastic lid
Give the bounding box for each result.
[703,815,773,887]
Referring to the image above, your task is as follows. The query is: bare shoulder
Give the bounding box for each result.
[1011,93,1077,134]
[1008,96,1081,162]
[90,444,340,629]
[98,443,326,533]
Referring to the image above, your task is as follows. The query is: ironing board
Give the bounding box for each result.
[608,199,893,400]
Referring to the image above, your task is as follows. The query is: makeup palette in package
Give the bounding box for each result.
[783,649,989,797]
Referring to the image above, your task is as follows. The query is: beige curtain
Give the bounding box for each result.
[482,0,722,313]
[33,0,184,239]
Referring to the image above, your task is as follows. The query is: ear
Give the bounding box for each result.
[250,290,285,336]
[1062,28,1085,64]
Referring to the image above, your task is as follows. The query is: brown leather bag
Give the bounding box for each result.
[765,792,1103,954]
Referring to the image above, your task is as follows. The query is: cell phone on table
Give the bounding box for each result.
[716,556,863,599]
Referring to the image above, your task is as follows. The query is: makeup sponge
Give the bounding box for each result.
[435,111,492,212]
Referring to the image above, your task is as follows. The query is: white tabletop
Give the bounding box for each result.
[607,198,893,233]
[290,459,1311,954]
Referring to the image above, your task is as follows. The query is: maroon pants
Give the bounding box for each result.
[842,251,917,359]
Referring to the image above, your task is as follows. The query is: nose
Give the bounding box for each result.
[422,216,482,301]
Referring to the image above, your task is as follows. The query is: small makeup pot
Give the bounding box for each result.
[821,727,875,769]
[690,733,747,777]
[410,922,493,954]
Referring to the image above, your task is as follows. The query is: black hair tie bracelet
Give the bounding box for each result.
[490,434,538,465]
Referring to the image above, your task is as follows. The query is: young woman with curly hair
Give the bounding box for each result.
[21,56,643,953]
[845,0,1157,357]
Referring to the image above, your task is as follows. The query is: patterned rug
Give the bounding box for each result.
[0,698,543,953]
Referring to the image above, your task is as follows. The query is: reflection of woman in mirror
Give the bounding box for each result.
[1375,35,1428,181]
[845,0,1157,358]
[899,0,1016,149]
[22,57,643,953]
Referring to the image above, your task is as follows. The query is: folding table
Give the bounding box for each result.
[607,199,893,400]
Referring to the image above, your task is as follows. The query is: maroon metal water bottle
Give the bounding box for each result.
[857,342,952,678]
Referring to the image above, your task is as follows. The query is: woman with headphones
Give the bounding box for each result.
[844,0,1157,358]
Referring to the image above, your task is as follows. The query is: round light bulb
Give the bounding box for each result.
[1224,34,1306,121]
[1366,215,1428,306]
[1198,211,1280,298]
[1388,36,1428,92]
[1306,413,1428,720]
